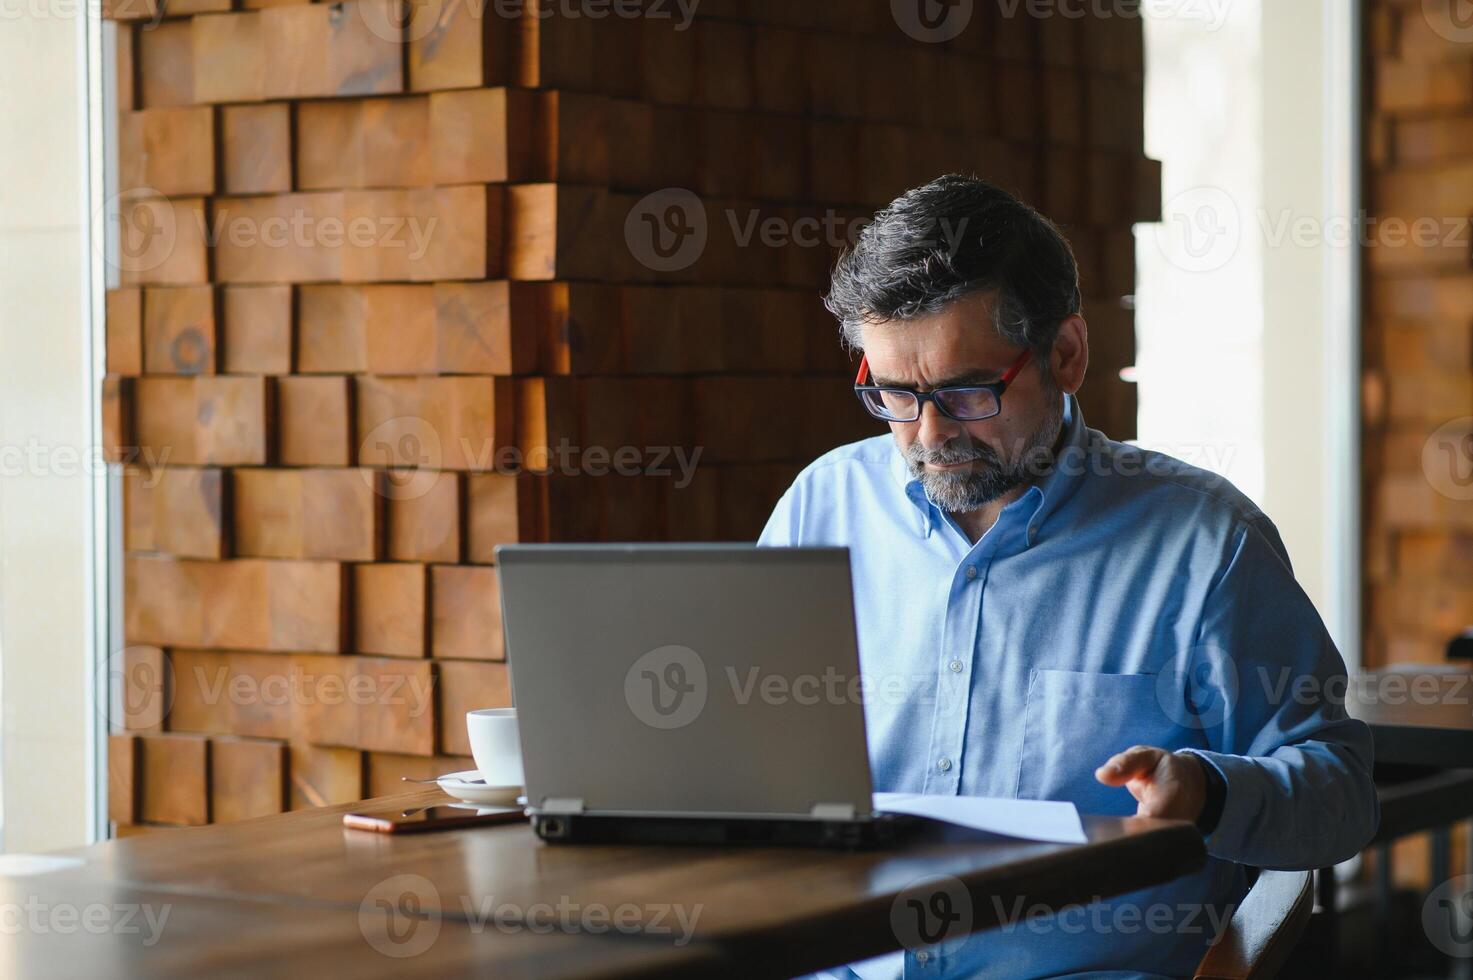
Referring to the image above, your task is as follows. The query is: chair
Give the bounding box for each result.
[1193,869,1315,980]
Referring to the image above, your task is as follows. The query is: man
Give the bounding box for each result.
[760,175,1377,979]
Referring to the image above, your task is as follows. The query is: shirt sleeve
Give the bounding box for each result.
[1174,516,1379,870]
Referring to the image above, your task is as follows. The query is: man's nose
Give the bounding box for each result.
[915,399,964,449]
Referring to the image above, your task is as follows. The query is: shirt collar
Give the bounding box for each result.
[888,393,1091,545]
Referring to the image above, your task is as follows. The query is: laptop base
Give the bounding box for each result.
[531,812,919,850]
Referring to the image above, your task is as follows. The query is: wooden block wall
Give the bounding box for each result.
[1364,0,1473,669]
[103,0,1154,829]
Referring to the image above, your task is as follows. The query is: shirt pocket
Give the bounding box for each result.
[1017,669,1186,816]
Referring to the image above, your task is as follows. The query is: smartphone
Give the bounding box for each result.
[343,802,525,834]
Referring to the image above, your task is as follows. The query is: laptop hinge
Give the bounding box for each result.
[541,797,585,815]
[810,802,857,821]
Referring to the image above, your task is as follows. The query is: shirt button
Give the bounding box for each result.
[936,757,953,772]
[949,660,963,673]
[916,950,930,965]
[965,566,977,580]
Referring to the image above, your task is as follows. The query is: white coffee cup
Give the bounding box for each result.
[466,708,524,787]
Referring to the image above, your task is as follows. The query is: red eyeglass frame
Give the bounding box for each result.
[853,348,1034,422]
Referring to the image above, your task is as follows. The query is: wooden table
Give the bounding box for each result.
[1346,666,1473,767]
[7,790,1207,978]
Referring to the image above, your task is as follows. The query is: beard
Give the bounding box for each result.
[903,395,1065,514]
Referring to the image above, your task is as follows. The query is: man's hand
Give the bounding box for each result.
[1094,746,1206,821]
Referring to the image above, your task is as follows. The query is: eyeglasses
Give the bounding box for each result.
[853,348,1034,423]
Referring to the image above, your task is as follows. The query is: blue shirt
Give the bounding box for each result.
[759,395,1377,980]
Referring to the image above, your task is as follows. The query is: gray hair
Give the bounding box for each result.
[825,174,1081,357]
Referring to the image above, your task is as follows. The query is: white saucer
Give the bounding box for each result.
[437,770,523,806]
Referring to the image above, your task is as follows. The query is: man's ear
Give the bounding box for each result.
[1050,315,1089,395]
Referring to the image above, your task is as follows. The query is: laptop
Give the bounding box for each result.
[495,543,915,847]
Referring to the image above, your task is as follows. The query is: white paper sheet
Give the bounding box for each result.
[874,792,1087,844]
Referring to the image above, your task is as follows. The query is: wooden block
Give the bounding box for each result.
[123,465,226,559]
[223,285,294,374]
[118,106,215,196]
[1395,117,1473,167]
[516,0,594,90]
[354,562,429,657]
[408,0,512,91]
[515,375,578,471]
[221,104,292,195]
[277,375,353,466]
[365,752,476,797]
[438,660,510,756]
[695,19,753,110]
[362,284,437,374]
[118,644,169,732]
[212,191,345,284]
[387,472,462,563]
[116,195,209,286]
[1377,60,1473,114]
[356,376,515,471]
[143,285,217,375]
[289,655,360,746]
[358,96,432,185]
[261,0,404,100]
[435,281,537,375]
[751,26,804,113]
[296,97,431,190]
[578,377,639,459]
[234,469,382,561]
[429,88,526,185]
[102,376,135,463]
[290,655,436,755]
[430,564,502,660]
[211,738,287,823]
[125,557,345,652]
[134,376,269,466]
[536,90,610,185]
[466,472,541,561]
[108,734,139,825]
[356,657,436,755]
[169,649,295,739]
[525,281,620,375]
[504,183,608,281]
[107,288,144,376]
[342,185,504,282]
[192,11,265,104]
[137,18,193,108]
[297,284,366,372]
[639,15,695,104]
[667,464,718,541]
[139,733,209,825]
[289,742,362,809]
